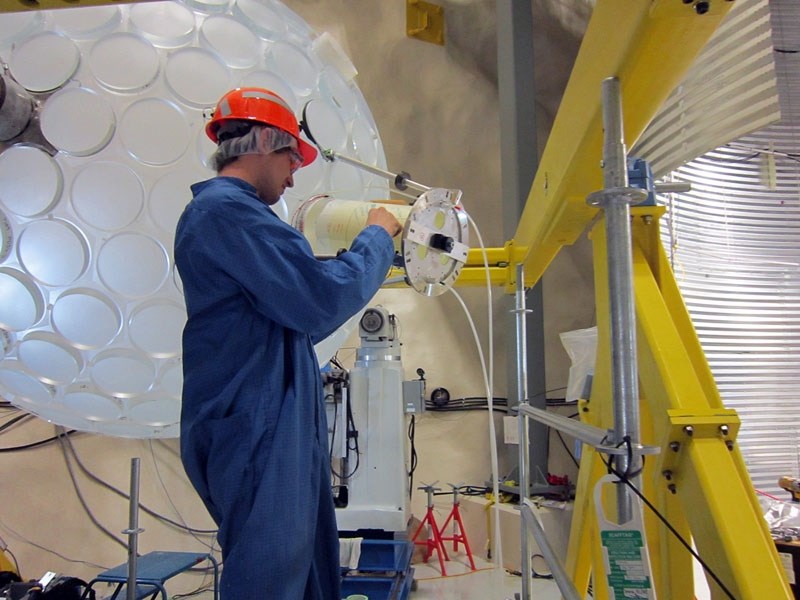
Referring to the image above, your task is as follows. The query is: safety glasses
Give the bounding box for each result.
[274,146,304,173]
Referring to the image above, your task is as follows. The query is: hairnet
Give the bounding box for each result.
[209,124,297,172]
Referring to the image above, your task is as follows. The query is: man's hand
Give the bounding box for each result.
[366,207,402,238]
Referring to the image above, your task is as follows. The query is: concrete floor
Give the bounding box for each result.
[411,553,561,600]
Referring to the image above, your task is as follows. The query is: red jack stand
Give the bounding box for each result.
[411,483,449,575]
[438,483,476,571]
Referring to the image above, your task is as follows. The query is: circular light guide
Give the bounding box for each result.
[18,331,84,385]
[51,4,120,39]
[40,87,116,156]
[165,47,232,108]
[89,32,160,93]
[0,360,53,406]
[97,232,169,298]
[51,287,122,349]
[71,161,144,231]
[129,1,195,48]
[0,268,46,331]
[17,218,90,286]
[119,98,190,165]
[200,14,260,69]
[234,0,287,41]
[9,31,80,92]
[62,383,121,421]
[0,146,63,217]
[90,348,156,397]
[128,299,186,358]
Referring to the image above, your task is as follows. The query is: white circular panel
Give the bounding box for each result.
[286,155,324,200]
[52,5,120,39]
[0,11,43,46]
[62,385,121,421]
[97,233,169,298]
[266,41,317,97]
[330,162,365,200]
[165,48,232,108]
[89,33,160,93]
[129,395,181,426]
[0,361,53,406]
[129,1,195,48]
[0,146,62,217]
[238,71,296,108]
[351,118,378,165]
[200,15,260,68]
[304,98,347,152]
[91,349,156,397]
[9,32,80,92]
[234,0,287,41]
[18,331,84,385]
[51,288,121,349]
[0,268,45,331]
[158,360,183,398]
[186,0,230,13]
[119,98,190,165]
[40,87,115,156]
[17,219,89,287]
[0,1,390,438]
[149,168,202,234]
[71,162,144,231]
[319,67,358,119]
[129,300,185,358]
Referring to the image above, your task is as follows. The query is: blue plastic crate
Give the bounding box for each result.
[356,540,412,573]
[341,575,400,600]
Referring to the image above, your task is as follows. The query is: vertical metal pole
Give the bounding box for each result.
[599,77,641,523]
[515,263,531,600]
[126,458,141,600]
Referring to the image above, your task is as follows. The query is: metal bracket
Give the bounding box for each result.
[657,408,741,477]
[406,0,445,46]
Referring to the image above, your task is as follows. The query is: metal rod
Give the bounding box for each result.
[518,404,609,449]
[515,263,531,600]
[126,458,141,600]
[323,149,431,194]
[521,501,582,600]
[601,76,641,522]
[654,182,691,194]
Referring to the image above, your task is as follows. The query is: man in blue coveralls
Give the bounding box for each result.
[174,87,402,599]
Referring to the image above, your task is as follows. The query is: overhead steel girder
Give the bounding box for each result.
[501,0,735,289]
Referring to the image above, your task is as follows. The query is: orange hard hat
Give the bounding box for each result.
[205,87,317,168]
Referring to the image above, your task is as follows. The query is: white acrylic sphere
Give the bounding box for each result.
[0,0,389,438]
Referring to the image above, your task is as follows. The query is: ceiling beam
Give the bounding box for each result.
[512,0,735,287]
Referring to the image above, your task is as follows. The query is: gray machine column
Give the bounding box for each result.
[497,0,549,495]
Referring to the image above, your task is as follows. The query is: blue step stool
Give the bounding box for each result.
[83,551,219,600]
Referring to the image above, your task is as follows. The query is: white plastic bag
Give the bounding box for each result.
[559,326,597,402]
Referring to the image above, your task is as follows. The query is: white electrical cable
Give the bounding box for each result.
[447,213,503,570]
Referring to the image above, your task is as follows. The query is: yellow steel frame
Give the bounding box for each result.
[456,0,790,597]
[564,207,791,599]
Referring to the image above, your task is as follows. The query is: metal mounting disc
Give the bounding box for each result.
[401,188,469,296]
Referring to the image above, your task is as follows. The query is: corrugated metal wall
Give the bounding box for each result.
[643,0,800,497]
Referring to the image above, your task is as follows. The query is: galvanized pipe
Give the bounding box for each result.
[322,149,430,195]
[126,458,141,600]
[518,404,609,449]
[521,501,583,600]
[600,77,641,522]
[514,263,531,599]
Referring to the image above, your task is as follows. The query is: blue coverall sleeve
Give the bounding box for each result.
[179,200,395,336]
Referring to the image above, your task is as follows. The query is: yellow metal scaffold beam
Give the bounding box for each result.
[455,0,737,291]
[565,207,792,599]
